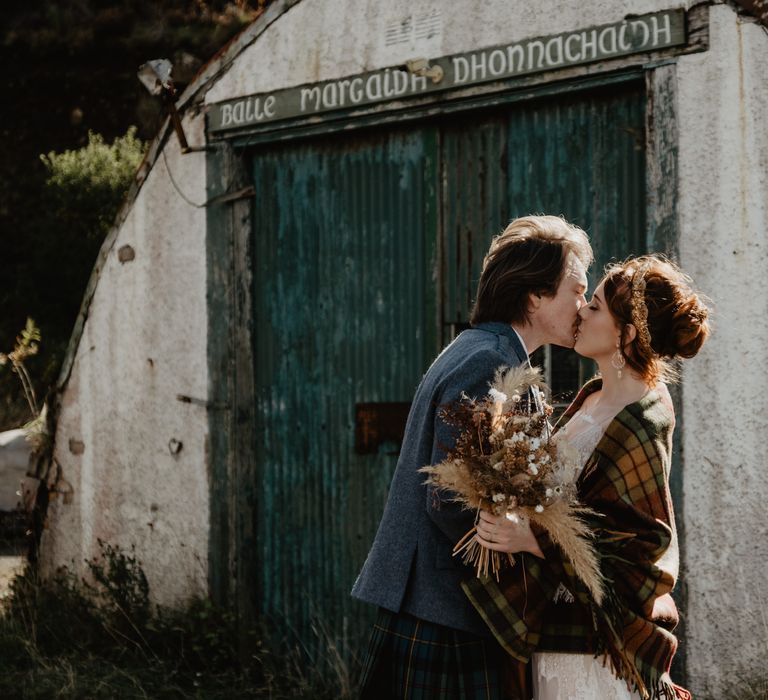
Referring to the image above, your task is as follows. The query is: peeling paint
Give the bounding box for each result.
[68,439,85,455]
[117,244,136,263]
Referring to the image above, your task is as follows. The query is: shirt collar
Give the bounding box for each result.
[509,325,530,358]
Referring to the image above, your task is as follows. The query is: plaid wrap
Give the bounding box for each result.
[463,379,692,700]
[358,608,518,699]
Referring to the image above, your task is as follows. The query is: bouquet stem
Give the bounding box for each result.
[452,526,516,581]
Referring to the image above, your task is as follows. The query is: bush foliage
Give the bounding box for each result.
[40,128,145,240]
[0,128,146,430]
[0,542,359,698]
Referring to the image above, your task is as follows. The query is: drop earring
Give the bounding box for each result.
[611,341,626,379]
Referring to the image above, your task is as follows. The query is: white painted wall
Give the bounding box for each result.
[205,0,692,103]
[39,114,210,606]
[677,5,768,696]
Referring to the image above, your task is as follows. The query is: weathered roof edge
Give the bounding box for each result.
[54,0,303,394]
[731,0,768,28]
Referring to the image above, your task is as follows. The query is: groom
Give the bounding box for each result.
[352,215,592,698]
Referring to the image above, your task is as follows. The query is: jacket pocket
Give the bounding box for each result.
[434,536,462,570]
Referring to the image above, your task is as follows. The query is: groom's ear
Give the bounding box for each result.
[528,291,543,312]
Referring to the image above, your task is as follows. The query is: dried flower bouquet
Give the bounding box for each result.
[421,365,604,603]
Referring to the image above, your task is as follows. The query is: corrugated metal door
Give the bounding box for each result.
[441,82,646,400]
[245,80,646,656]
[249,127,438,653]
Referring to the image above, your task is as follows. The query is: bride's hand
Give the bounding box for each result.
[474,509,544,558]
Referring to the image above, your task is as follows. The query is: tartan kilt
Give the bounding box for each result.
[358,608,520,700]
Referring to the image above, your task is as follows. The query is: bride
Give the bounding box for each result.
[465,255,709,700]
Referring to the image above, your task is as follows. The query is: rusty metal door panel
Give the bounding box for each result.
[440,117,509,344]
[506,83,646,286]
[249,127,438,650]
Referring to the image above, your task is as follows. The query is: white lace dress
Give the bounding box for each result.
[531,409,642,700]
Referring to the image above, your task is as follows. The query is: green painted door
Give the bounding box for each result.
[249,127,438,656]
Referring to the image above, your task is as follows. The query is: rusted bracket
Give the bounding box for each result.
[176,394,230,410]
[205,186,256,207]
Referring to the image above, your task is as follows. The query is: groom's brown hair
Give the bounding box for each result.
[470,215,592,327]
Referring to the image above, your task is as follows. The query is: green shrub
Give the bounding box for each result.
[40,127,145,239]
[0,542,360,698]
[0,127,147,431]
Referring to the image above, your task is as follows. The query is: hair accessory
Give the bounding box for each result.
[630,264,653,354]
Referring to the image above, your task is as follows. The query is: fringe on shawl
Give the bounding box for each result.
[590,587,693,700]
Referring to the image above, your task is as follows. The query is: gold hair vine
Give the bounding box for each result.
[630,264,652,354]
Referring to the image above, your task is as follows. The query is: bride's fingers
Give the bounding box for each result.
[475,520,499,539]
[474,534,507,551]
[478,510,504,525]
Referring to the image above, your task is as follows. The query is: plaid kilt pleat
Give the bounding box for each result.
[358,608,510,700]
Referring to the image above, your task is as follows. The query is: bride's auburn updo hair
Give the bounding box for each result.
[602,255,711,383]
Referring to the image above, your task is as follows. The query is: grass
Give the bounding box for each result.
[0,541,361,699]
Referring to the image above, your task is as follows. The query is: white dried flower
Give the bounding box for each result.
[511,393,521,402]
[545,488,553,497]
[488,388,508,403]
[492,492,505,503]
[529,465,539,475]
[535,504,544,513]
[530,437,541,449]
[492,461,504,472]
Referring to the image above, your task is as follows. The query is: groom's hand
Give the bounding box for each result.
[475,510,545,558]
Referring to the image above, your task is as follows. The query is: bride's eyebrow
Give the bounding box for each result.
[592,292,603,304]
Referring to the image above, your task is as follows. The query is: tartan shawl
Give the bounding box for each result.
[462,378,692,700]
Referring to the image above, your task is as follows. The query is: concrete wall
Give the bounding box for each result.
[39,114,211,607]
[677,5,768,696]
[206,0,690,102]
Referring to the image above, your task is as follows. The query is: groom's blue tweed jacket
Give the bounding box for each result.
[351,322,528,636]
